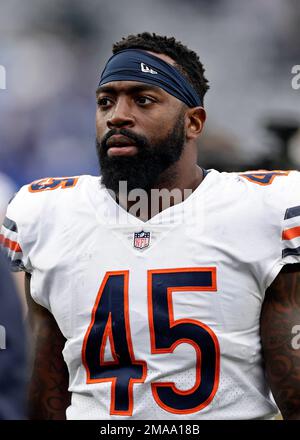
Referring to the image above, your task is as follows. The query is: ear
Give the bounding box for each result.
[185,106,206,140]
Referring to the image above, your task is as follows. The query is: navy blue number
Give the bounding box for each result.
[29,177,78,192]
[148,268,220,414]
[240,171,288,185]
[82,271,146,415]
[83,268,219,416]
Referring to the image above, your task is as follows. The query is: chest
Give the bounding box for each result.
[32,216,265,345]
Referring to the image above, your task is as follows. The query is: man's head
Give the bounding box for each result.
[96,32,209,193]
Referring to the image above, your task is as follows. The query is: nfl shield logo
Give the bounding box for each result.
[133,231,151,249]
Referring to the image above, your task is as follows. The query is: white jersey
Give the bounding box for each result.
[1,169,300,420]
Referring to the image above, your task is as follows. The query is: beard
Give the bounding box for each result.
[96,111,186,194]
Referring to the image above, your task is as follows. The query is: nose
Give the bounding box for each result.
[107,97,134,129]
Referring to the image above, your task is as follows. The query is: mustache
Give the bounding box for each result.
[101,128,148,152]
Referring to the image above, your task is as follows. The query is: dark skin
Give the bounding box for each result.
[261,264,300,419]
[96,52,206,219]
[25,273,71,420]
[25,52,300,419]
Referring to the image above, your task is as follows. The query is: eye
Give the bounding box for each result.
[136,96,155,106]
[97,97,113,108]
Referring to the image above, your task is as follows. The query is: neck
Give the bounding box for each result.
[153,154,203,193]
[117,160,204,222]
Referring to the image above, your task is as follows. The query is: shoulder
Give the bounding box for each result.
[206,169,300,226]
[211,169,295,188]
[235,169,300,209]
[1,175,100,273]
[236,169,298,192]
[4,174,99,248]
[8,175,98,219]
[24,174,97,198]
[212,169,299,199]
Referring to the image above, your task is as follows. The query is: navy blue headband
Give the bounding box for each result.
[98,49,202,108]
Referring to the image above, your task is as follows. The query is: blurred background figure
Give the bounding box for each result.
[0,0,299,186]
[0,250,27,419]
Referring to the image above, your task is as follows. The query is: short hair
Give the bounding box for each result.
[112,32,209,105]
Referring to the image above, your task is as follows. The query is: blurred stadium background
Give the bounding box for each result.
[0,0,299,419]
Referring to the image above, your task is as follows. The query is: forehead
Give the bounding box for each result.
[96,51,179,101]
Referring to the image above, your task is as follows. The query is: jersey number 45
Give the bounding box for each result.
[82,268,220,416]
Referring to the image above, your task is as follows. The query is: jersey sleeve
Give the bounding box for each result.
[237,170,300,289]
[0,184,36,272]
[280,171,300,265]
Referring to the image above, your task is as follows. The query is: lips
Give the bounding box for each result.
[106,135,136,148]
[106,135,138,157]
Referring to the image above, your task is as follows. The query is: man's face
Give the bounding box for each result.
[95,53,188,193]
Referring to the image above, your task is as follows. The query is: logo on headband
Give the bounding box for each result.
[141,63,158,75]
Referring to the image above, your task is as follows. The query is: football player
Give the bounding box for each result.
[1,33,300,420]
